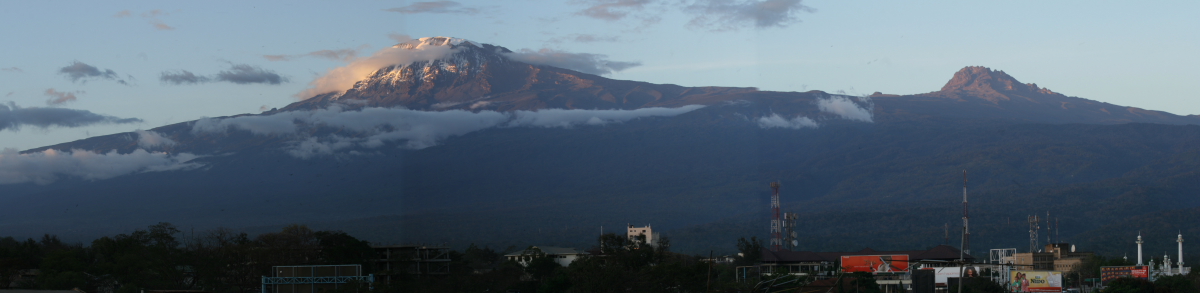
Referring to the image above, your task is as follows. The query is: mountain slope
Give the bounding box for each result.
[4,37,1200,256]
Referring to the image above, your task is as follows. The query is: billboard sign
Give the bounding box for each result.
[841,255,910,273]
[934,267,983,284]
[1010,271,1063,293]
[1100,266,1150,286]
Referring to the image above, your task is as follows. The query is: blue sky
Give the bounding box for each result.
[2,0,1198,151]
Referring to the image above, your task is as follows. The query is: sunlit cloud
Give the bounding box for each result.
[114,9,177,30]
[295,35,458,99]
[383,1,480,14]
[43,88,82,106]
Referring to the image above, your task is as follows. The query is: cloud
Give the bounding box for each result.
[264,46,366,62]
[115,9,175,30]
[547,34,620,44]
[58,61,128,84]
[295,36,458,99]
[135,130,176,149]
[757,113,817,129]
[0,148,202,185]
[817,95,873,122]
[1,67,21,73]
[384,1,479,14]
[159,64,287,85]
[575,0,654,20]
[504,49,641,75]
[0,102,142,131]
[684,0,814,30]
[43,89,81,106]
[216,64,286,84]
[508,105,705,128]
[159,70,210,84]
[192,105,704,158]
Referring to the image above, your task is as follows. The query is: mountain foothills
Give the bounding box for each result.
[3,37,1200,258]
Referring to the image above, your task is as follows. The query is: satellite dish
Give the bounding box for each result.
[792,240,798,246]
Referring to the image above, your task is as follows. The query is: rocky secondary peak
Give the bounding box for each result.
[936,66,1060,102]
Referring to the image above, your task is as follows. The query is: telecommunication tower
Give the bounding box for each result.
[1028,215,1040,253]
[783,212,799,251]
[770,182,782,252]
[961,170,970,257]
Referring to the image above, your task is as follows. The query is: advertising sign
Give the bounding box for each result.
[840,255,910,273]
[1010,271,1063,293]
[934,267,983,284]
[1100,266,1150,286]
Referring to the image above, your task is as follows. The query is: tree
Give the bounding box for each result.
[1154,275,1197,293]
[1104,277,1155,293]
[736,237,763,265]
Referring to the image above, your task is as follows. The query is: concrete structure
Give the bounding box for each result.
[261,265,372,293]
[1012,243,1093,272]
[1137,233,1144,265]
[371,245,449,284]
[626,224,657,246]
[504,246,588,267]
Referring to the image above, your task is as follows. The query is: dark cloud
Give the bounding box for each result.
[43,89,81,106]
[217,64,286,84]
[0,102,142,132]
[684,0,814,30]
[159,70,211,84]
[264,47,364,62]
[1,67,21,73]
[384,1,479,14]
[159,64,287,85]
[504,49,641,75]
[576,0,653,20]
[58,61,128,84]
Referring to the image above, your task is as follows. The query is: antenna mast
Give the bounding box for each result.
[770,182,782,252]
[1029,215,1040,253]
[962,170,970,257]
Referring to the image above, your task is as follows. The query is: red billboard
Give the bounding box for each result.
[840,255,910,273]
[1101,266,1150,286]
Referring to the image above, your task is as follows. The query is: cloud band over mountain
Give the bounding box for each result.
[192,105,706,158]
[0,148,202,185]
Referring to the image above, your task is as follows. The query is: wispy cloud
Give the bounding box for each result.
[757,113,817,129]
[43,88,82,106]
[505,49,641,75]
[684,0,814,31]
[0,102,142,132]
[295,35,458,99]
[160,64,287,85]
[817,95,873,122]
[383,1,479,14]
[58,61,129,85]
[192,105,705,158]
[135,129,177,149]
[114,9,176,30]
[547,34,621,44]
[264,46,368,62]
[575,0,654,20]
[0,148,201,185]
[1,67,21,73]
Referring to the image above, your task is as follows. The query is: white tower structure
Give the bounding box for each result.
[1137,233,1145,265]
[1179,232,1185,274]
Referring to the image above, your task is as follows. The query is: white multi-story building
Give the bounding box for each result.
[627,224,657,246]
